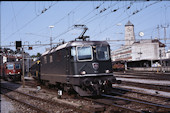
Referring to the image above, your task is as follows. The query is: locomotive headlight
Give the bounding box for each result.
[9,72,11,75]
[81,71,86,75]
[105,70,110,73]
[18,72,20,74]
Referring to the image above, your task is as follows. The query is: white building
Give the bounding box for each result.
[112,21,166,61]
[166,50,170,58]
[124,21,135,46]
[112,46,132,61]
[132,39,166,61]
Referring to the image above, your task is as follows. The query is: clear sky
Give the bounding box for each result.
[1,1,170,56]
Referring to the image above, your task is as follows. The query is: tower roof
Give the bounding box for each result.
[125,21,134,26]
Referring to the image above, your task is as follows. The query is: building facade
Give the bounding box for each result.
[112,46,132,61]
[111,21,166,62]
[124,21,135,46]
[166,50,170,58]
[132,39,166,61]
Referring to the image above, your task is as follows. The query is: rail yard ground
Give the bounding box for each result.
[1,71,170,113]
[113,71,170,97]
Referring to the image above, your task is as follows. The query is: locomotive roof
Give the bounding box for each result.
[42,40,109,56]
[5,61,21,64]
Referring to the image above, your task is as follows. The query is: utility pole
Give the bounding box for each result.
[49,26,54,49]
[22,47,25,88]
[0,2,3,76]
[157,25,160,39]
[159,49,163,73]
[138,48,142,60]
[161,24,169,44]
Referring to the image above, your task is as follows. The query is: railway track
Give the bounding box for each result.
[85,91,170,113]
[112,87,170,101]
[114,71,170,93]
[84,97,141,113]
[119,81,170,93]
[101,94,170,113]
[114,75,170,81]
[82,86,170,113]
[1,86,90,113]
[110,90,170,109]
[2,79,170,113]
[114,71,170,81]
[84,82,170,113]
[114,71,170,75]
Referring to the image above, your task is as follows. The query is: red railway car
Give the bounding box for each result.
[112,61,125,71]
[2,62,22,81]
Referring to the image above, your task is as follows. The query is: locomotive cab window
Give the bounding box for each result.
[77,46,93,61]
[15,64,20,69]
[71,47,76,60]
[7,64,14,70]
[96,46,110,61]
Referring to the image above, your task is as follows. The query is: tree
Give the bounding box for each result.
[37,53,41,57]
[31,52,41,58]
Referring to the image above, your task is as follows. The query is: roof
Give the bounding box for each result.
[125,20,134,26]
[133,39,166,47]
[41,40,109,56]
[152,39,166,47]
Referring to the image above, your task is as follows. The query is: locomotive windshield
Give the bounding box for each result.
[7,64,14,70]
[96,46,110,60]
[77,46,93,61]
[15,64,21,69]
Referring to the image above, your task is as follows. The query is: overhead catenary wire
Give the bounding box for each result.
[34,2,83,34]
[91,1,160,39]
[4,2,57,43]
[50,2,120,43]
[84,2,132,25]
[11,2,21,40]
[50,2,106,42]
[2,2,30,31]
[81,2,119,25]
[50,1,135,43]
[2,2,85,48]
[2,1,169,56]
[74,1,105,24]
[26,2,84,46]
[47,1,161,44]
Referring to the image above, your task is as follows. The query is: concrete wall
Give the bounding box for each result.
[132,42,159,61]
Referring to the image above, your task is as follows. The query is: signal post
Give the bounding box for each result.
[16,41,25,88]
[22,47,25,88]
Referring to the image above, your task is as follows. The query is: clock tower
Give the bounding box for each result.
[125,21,135,46]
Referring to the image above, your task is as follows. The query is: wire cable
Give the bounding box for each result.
[4,2,57,43]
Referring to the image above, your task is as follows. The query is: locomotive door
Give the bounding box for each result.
[66,48,70,75]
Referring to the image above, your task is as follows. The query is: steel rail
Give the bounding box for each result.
[1,86,91,113]
[114,71,170,76]
[1,90,49,113]
[110,91,170,108]
[121,81,170,92]
[84,98,140,113]
[115,75,170,81]
[101,94,170,110]
[113,87,170,100]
